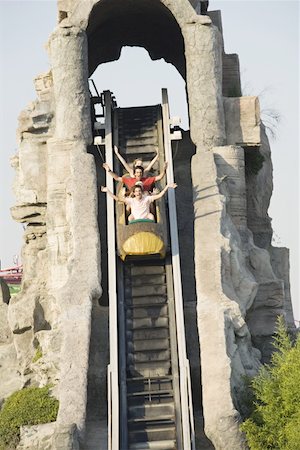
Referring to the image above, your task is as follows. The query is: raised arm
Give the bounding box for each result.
[101,186,127,203]
[144,147,159,173]
[102,162,122,182]
[114,146,133,176]
[154,161,168,182]
[150,182,177,201]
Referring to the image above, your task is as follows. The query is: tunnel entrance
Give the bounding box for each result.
[84,2,210,449]
[87,0,186,79]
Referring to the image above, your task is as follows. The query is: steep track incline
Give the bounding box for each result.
[116,106,183,450]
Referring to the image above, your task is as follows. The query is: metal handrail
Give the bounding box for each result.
[107,364,112,450]
[186,361,196,449]
[104,90,119,450]
[161,88,195,450]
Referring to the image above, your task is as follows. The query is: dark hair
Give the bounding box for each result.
[132,183,143,192]
[134,165,144,175]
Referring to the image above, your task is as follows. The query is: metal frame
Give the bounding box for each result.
[114,108,129,450]
[104,90,119,450]
[165,258,184,449]
[106,88,195,450]
[161,88,195,450]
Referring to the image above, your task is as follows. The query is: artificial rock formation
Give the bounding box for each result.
[0,1,294,449]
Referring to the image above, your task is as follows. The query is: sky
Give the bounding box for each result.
[0,1,299,319]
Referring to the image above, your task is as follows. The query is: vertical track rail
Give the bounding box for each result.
[104,91,119,450]
[102,91,195,450]
[114,109,129,450]
[162,88,195,450]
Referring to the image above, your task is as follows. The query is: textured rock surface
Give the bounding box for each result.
[224,96,261,146]
[0,343,23,401]
[17,423,56,450]
[192,149,260,448]
[46,23,101,438]
[17,423,80,450]
[6,1,293,449]
[245,124,273,248]
[0,280,23,400]
[270,247,294,329]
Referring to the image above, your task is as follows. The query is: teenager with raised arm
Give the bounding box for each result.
[101,182,177,222]
[102,161,168,192]
[114,145,159,178]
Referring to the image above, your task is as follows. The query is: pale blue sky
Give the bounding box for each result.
[0,1,299,319]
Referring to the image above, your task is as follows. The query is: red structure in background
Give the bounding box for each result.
[0,265,23,285]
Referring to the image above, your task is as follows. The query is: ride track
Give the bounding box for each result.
[98,90,194,450]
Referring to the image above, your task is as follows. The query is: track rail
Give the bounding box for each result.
[102,91,195,450]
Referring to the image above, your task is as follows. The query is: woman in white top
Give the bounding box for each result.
[101,182,177,223]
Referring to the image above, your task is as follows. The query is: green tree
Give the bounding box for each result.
[241,318,300,450]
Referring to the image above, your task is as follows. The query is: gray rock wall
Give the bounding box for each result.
[3,1,293,449]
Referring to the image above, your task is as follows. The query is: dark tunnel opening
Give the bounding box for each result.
[87,0,186,79]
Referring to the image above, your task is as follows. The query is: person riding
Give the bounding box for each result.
[101,182,177,223]
[114,145,159,178]
[103,161,168,192]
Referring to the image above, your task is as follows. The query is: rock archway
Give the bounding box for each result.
[87,0,186,78]
[4,1,294,449]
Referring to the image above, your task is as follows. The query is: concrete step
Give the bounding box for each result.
[118,109,156,118]
[129,440,176,450]
[128,402,174,420]
[128,338,170,352]
[126,296,167,307]
[128,422,176,443]
[119,129,156,139]
[126,377,173,394]
[126,284,167,298]
[126,317,169,330]
[122,136,157,146]
[128,274,166,287]
[129,265,165,276]
[127,327,169,341]
[128,394,174,410]
[119,132,157,143]
[126,305,168,320]
[119,115,156,124]
[124,145,158,155]
[119,110,156,119]
[118,121,156,132]
[128,349,171,363]
[127,389,173,398]
[128,361,171,377]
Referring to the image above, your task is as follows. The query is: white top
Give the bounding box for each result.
[125,194,154,220]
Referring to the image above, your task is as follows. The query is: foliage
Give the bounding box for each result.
[32,346,43,363]
[241,317,300,449]
[0,386,58,449]
[261,107,281,140]
[7,285,21,296]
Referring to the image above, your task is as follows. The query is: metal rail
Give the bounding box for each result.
[103,90,195,449]
[104,90,119,450]
[161,88,195,450]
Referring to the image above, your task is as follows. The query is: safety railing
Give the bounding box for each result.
[103,90,119,450]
